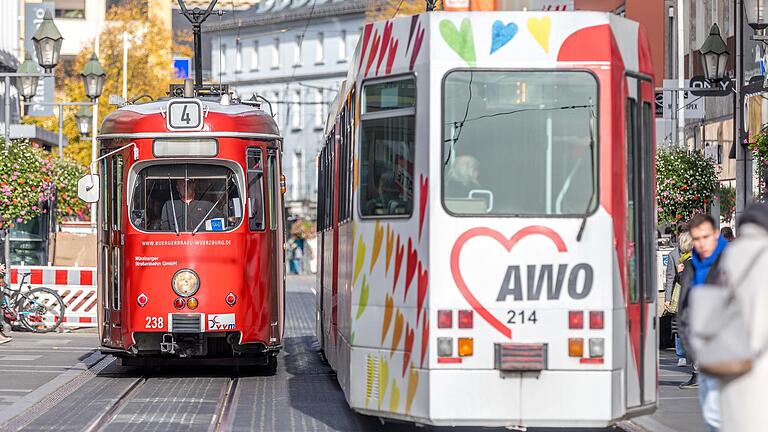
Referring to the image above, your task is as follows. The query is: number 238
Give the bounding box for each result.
[145,316,164,329]
[507,310,538,325]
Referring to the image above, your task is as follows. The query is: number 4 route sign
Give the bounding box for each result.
[167,99,203,131]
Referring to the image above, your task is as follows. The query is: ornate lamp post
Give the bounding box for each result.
[698,24,729,82]
[75,105,93,139]
[81,53,106,101]
[15,53,40,102]
[31,11,63,73]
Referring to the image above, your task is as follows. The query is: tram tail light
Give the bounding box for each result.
[589,338,605,358]
[458,310,473,329]
[226,292,237,306]
[437,310,452,329]
[589,311,604,329]
[568,311,583,329]
[437,337,453,357]
[280,174,287,194]
[568,338,584,357]
[458,338,473,357]
[186,297,199,310]
[173,297,185,310]
[137,293,148,307]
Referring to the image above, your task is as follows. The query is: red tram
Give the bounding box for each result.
[78,86,285,366]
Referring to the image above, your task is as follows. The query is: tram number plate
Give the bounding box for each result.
[145,316,164,329]
[167,100,203,130]
[507,310,538,325]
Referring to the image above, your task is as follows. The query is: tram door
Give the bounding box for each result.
[99,150,125,347]
[267,148,285,342]
[625,74,657,408]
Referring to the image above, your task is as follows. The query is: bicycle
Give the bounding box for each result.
[2,272,66,333]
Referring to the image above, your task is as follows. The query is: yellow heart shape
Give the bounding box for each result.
[527,16,551,53]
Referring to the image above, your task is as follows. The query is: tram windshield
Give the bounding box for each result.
[130,164,243,233]
[442,70,598,216]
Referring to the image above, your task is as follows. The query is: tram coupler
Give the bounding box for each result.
[160,333,179,355]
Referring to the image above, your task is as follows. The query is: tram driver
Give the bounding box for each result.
[160,178,224,232]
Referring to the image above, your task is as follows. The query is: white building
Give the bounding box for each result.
[205,0,365,218]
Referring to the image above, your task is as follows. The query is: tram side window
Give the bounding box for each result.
[247,148,265,231]
[267,152,278,231]
[627,98,639,304]
[130,164,243,232]
[360,78,416,217]
[642,101,655,303]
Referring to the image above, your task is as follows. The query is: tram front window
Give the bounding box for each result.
[130,164,243,232]
[442,70,598,216]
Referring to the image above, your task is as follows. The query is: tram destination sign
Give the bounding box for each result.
[166,99,204,131]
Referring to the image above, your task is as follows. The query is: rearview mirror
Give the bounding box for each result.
[77,174,100,203]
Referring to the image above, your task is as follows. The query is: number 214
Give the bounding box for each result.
[507,310,538,324]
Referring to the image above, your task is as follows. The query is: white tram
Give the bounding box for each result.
[316,10,657,428]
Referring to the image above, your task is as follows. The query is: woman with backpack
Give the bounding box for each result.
[716,204,768,431]
[670,232,697,387]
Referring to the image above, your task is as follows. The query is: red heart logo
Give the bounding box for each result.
[450,226,568,339]
[416,261,428,325]
[407,15,419,52]
[402,323,414,377]
[392,234,405,294]
[359,24,373,72]
[366,31,381,77]
[404,238,417,301]
[409,25,426,71]
[418,175,428,240]
[419,315,429,368]
[377,21,393,75]
[386,39,399,75]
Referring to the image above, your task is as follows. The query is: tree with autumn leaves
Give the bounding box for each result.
[23,2,192,166]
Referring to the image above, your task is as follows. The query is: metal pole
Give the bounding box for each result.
[4,76,10,147]
[193,22,203,88]
[57,104,63,158]
[122,31,128,99]
[3,229,9,284]
[736,0,747,227]
[91,102,97,226]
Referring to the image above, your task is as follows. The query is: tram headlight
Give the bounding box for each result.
[172,269,200,297]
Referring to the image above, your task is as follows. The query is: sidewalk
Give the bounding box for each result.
[630,349,707,432]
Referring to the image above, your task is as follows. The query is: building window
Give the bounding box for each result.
[291,90,302,130]
[339,30,347,62]
[314,89,325,129]
[294,35,302,67]
[251,41,259,70]
[316,32,325,64]
[272,38,280,69]
[235,40,242,72]
[56,0,86,18]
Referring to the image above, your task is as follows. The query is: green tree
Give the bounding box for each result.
[656,148,719,226]
[23,2,192,166]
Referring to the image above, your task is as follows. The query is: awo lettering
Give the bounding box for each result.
[496,263,593,302]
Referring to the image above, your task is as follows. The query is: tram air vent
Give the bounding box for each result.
[170,313,203,333]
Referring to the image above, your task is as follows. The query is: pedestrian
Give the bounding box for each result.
[717,204,768,431]
[287,239,298,275]
[682,213,728,432]
[294,242,304,274]
[720,226,735,242]
[0,263,11,345]
[668,232,693,368]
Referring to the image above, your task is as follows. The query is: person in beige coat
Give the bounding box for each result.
[719,203,768,432]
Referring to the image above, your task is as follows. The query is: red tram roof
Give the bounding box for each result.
[99,98,280,139]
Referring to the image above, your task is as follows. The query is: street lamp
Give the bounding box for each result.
[15,53,40,102]
[31,10,63,73]
[81,53,106,101]
[75,105,92,138]
[698,24,729,82]
[746,0,768,31]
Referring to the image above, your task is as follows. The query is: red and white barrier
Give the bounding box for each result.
[8,266,97,328]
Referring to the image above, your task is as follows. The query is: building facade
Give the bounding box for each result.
[205,0,365,219]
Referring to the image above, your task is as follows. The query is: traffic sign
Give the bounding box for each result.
[662,79,704,120]
[689,76,734,97]
[173,57,191,80]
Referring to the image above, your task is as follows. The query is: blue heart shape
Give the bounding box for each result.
[490,20,518,54]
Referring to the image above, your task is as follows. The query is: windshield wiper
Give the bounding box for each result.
[192,196,224,235]
[577,101,597,242]
[167,175,180,236]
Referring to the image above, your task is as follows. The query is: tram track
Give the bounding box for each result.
[82,376,146,432]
